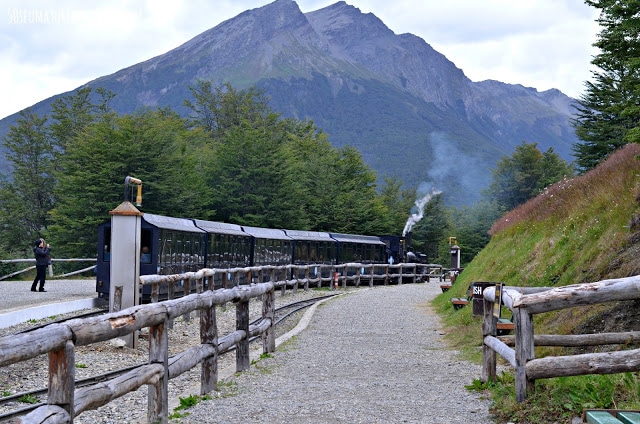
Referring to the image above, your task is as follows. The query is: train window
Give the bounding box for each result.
[141,229,152,263]
[102,227,111,261]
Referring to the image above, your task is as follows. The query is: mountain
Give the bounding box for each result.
[0,0,579,206]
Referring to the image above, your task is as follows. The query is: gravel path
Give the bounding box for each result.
[178,282,495,423]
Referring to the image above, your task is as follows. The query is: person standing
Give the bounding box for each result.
[31,238,51,292]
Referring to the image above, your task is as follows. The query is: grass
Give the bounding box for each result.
[168,394,212,420]
[437,144,640,422]
[469,372,640,423]
[18,394,39,404]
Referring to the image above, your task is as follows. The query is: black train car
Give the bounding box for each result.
[240,226,293,266]
[284,229,337,280]
[283,230,336,265]
[193,219,251,269]
[330,233,387,264]
[96,213,206,300]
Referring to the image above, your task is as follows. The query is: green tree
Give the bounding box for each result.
[485,142,573,212]
[0,110,54,253]
[328,146,388,235]
[48,109,203,257]
[573,0,640,172]
[184,81,270,138]
[446,200,501,265]
[49,86,115,155]
[378,176,416,236]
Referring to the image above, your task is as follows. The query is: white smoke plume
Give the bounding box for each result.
[402,186,442,236]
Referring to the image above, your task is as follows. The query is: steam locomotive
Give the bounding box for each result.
[95,213,411,300]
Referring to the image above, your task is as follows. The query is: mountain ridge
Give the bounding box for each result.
[0,0,580,206]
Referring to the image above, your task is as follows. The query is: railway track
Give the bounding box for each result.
[0,293,337,421]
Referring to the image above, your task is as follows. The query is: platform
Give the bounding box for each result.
[0,279,103,329]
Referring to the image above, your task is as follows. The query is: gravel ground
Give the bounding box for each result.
[178,282,495,424]
[0,282,496,423]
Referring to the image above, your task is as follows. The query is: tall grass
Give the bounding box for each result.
[490,143,640,235]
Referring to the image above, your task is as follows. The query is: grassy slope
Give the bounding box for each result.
[432,143,640,422]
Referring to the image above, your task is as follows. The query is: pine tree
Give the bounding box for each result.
[573,0,640,172]
[0,110,54,253]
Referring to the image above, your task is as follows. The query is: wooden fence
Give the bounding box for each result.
[480,276,640,402]
[0,262,436,423]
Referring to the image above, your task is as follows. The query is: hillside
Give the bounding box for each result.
[0,0,580,207]
[435,143,640,421]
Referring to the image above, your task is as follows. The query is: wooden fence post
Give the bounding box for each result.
[183,277,193,323]
[514,306,535,402]
[481,298,497,383]
[49,339,75,421]
[200,303,218,394]
[262,288,276,354]
[304,266,309,291]
[236,299,250,372]
[148,318,169,424]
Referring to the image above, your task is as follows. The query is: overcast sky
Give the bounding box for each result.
[1,0,601,120]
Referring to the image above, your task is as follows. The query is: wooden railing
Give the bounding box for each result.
[480,276,640,402]
[0,258,96,280]
[1,262,437,423]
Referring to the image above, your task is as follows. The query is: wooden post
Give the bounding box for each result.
[48,339,75,421]
[200,303,218,394]
[236,299,250,372]
[148,319,169,424]
[304,266,309,291]
[384,265,389,285]
[151,283,159,304]
[183,277,193,323]
[398,264,403,284]
[167,281,175,330]
[482,298,497,383]
[262,289,276,354]
[369,265,374,287]
[514,306,535,402]
[356,266,361,287]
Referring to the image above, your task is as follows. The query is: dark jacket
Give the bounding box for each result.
[33,246,51,267]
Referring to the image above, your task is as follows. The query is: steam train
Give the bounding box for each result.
[95,213,411,300]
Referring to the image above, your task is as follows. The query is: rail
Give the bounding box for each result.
[0,262,436,423]
[480,275,640,402]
